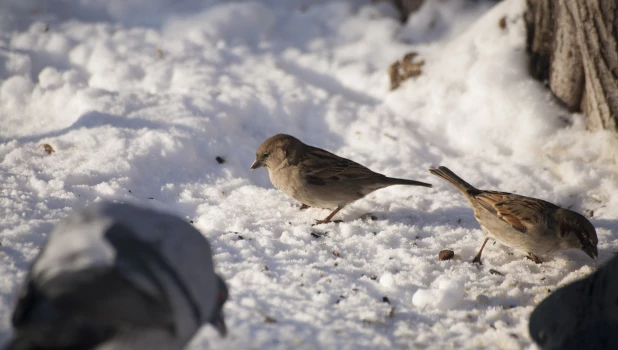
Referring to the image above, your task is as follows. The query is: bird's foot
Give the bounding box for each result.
[471,256,483,266]
[299,204,310,210]
[526,253,542,264]
[312,219,329,226]
[312,219,343,226]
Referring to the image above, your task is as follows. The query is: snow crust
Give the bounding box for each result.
[2,0,618,349]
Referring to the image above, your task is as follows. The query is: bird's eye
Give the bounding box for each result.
[262,153,269,159]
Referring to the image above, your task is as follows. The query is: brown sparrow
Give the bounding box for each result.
[429,166,598,264]
[251,134,432,224]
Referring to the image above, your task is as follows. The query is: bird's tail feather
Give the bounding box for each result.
[384,177,432,188]
[429,166,476,193]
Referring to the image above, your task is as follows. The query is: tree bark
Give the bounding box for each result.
[391,0,424,22]
[525,0,618,131]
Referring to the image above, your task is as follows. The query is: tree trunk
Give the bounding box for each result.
[391,0,424,22]
[525,0,618,131]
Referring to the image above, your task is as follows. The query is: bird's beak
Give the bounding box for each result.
[210,311,226,337]
[250,160,263,170]
[583,244,598,259]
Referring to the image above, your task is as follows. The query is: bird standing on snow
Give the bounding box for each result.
[4,202,228,350]
[251,134,432,224]
[429,166,598,264]
[529,254,618,349]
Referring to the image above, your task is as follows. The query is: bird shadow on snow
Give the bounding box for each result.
[384,205,479,230]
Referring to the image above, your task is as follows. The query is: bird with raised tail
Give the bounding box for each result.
[251,134,432,224]
[4,202,228,350]
[429,166,598,264]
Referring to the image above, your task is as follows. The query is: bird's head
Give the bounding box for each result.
[251,134,303,171]
[555,209,598,259]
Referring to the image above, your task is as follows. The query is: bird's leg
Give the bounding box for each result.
[299,204,310,210]
[472,238,489,265]
[526,253,542,264]
[315,206,343,225]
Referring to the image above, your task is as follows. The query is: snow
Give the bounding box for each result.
[412,278,465,310]
[379,271,396,289]
[1,0,617,349]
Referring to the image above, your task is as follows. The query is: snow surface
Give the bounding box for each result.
[1,0,618,349]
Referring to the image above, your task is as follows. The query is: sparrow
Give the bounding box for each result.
[529,254,618,349]
[429,166,598,264]
[251,134,432,224]
[5,202,228,350]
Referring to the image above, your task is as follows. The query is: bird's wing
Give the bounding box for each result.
[298,146,380,185]
[473,191,557,233]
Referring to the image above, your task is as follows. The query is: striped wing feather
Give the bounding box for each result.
[473,191,557,233]
[298,147,379,183]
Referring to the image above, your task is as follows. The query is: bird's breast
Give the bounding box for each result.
[268,167,346,209]
[475,209,559,255]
